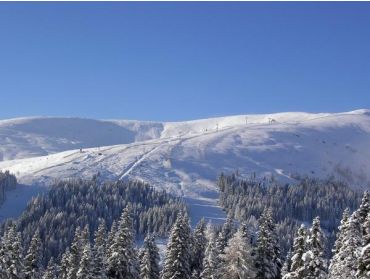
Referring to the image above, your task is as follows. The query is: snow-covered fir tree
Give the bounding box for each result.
[43,257,58,279]
[92,220,107,278]
[358,191,370,229]
[76,243,94,279]
[58,247,70,279]
[0,224,25,279]
[281,250,292,277]
[67,227,82,279]
[139,248,152,279]
[191,218,207,278]
[161,211,192,279]
[106,220,118,258]
[302,216,327,279]
[221,227,256,279]
[331,208,350,256]
[283,224,307,279]
[357,212,370,278]
[329,210,362,278]
[200,223,221,279]
[216,214,235,254]
[106,207,139,279]
[239,221,252,244]
[139,233,160,279]
[255,209,282,279]
[24,230,43,279]
[80,224,90,246]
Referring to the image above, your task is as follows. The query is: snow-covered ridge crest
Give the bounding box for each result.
[0,109,369,196]
[0,109,369,222]
[1,109,368,162]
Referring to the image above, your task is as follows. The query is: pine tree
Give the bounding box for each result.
[139,234,160,279]
[332,208,350,255]
[25,230,43,279]
[140,248,152,279]
[302,216,327,279]
[357,212,370,278]
[362,212,370,245]
[255,209,282,279]
[281,250,292,278]
[92,220,107,278]
[43,257,58,279]
[76,243,94,279]
[221,227,256,279]
[240,221,252,243]
[329,210,362,278]
[106,220,117,258]
[358,191,370,228]
[283,224,307,279]
[191,218,207,278]
[58,248,70,279]
[106,207,139,279]
[67,227,82,279]
[2,224,25,279]
[161,212,192,279]
[216,214,235,254]
[80,224,90,246]
[0,230,7,278]
[201,224,221,279]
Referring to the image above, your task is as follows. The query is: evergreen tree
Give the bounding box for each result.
[92,220,107,278]
[240,221,252,243]
[0,231,7,278]
[216,214,235,254]
[106,220,117,258]
[332,208,350,255]
[357,212,370,278]
[80,224,90,246]
[255,209,282,279]
[191,218,207,278]
[43,257,58,279]
[329,210,362,278]
[357,244,370,278]
[106,207,139,279]
[362,212,370,245]
[76,243,94,279]
[139,234,160,279]
[221,227,256,279]
[283,224,307,279]
[302,217,327,279]
[24,230,43,279]
[200,224,221,279]
[358,191,370,228]
[67,227,82,279]
[1,224,25,279]
[58,248,70,279]
[161,212,192,279]
[281,250,292,278]
[140,248,152,279]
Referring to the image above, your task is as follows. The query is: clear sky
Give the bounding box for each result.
[0,2,370,121]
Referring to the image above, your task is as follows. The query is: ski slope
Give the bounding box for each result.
[1,109,370,221]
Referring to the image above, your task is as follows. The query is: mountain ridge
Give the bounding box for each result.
[0,109,369,221]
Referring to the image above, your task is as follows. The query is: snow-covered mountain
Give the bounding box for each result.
[1,109,370,221]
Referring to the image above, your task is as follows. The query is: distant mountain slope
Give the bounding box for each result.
[0,117,164,161]
[0,109,369,202]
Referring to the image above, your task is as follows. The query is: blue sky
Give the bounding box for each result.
[0,2,370,121]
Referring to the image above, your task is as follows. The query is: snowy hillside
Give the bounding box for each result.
[0,109,370,221]
[0,117,165,161]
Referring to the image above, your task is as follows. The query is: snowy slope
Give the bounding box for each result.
[0,117,163,161]
[1,110,370,221]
